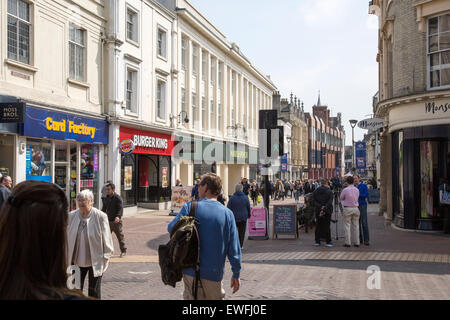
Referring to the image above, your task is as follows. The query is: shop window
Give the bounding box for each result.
[80,144,99,208]
[0,135,15,180]
[26,139,52,182]
[121,154,136,206]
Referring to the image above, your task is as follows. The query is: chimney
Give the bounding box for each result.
[273,91,281,109]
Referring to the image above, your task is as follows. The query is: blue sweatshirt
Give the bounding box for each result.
[356,183,369,206]
[227,192,251,222]
[168,199,242,282]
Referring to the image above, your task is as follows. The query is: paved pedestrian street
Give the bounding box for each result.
[95,200,450,300]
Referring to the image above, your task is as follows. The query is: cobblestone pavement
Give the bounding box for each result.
[92,198,450,300]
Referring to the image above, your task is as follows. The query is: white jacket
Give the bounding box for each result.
[67,207,114,277]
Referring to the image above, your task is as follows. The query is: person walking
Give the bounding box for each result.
[101,180,113,208]
[304,179,312,195]
[340,176,361,248]
[0,181,88,300]
[102,183,127,258]
[294,180,302,202]
[354,175,370,246]
[0,176,12,209]
[312,179,334,247]
[191,179,200,200]
[439,178,450,234]
[241,178,251,197]
[228,184,251,249]
[168,173,241,300]
[269,180,275,200]
[67,190,114,299]
[249,181,259,206]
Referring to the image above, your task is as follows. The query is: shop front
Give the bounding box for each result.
[119,126,174,209]
[389,97,450,231]
[22,106,108,210]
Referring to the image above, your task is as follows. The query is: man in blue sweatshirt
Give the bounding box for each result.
[168,173,241,300]
[354,175,370,245]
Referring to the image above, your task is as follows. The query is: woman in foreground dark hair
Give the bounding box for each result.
[0,180,87,300]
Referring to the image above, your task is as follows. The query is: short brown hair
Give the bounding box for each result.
[200,173,222,196]
[346,176,354,185]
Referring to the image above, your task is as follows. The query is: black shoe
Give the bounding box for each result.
[364,243,370,246]
[343,244,351,248]
[354,244,360,248]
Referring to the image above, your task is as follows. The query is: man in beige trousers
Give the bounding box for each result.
[340,176,361,247]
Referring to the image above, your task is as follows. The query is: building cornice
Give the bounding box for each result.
[375,89,450,117]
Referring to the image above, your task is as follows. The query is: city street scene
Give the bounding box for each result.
[0,0,449,304]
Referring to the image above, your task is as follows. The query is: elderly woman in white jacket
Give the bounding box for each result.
[67,189,114,299]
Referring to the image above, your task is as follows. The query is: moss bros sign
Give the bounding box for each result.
[0,102,24,123]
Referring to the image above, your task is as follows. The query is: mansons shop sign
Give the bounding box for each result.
[425,102,449,114]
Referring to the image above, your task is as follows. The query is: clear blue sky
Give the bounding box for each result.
[188,0,379,145]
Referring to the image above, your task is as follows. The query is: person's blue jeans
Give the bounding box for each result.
[359,204,370,244]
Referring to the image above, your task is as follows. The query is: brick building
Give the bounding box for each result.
[305,94,345,180]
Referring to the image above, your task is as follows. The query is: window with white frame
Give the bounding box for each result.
[218,102,222,132]
[157,28,167,58]
[202,51,207,81]
[181,37,187,70]
[192,44,198,76]
[157,80,166,120]
[218,62,223,89]
[210,100,215,130]
[202,97,206,130]
[210,57,216,85]
[125,68,138,114]
[428,14,450,88]
[69,24,85,82]
[7,0,31,64]
[192,92,198,123]
[126,8,138,43]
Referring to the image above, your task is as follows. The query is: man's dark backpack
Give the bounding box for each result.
[158,201,201,299]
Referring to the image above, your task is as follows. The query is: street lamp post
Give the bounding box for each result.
[349,120,358,173]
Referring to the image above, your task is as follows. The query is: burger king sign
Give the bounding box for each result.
[119,139,135,154]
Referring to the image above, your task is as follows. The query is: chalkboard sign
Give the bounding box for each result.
[273,205,298,239]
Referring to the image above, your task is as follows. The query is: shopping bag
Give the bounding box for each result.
[440,184,450,205]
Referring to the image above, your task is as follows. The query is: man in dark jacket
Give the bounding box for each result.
[191,179,200,200]
[312,179,334,247]
[0,176,12,209]
[102,183,127,257]
[241,178,251,196]
[228,184,251,249]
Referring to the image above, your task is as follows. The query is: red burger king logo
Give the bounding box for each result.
[119,139,135,154]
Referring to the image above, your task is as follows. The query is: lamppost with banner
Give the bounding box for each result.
[349,119,358,173]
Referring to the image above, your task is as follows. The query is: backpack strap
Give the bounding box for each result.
[189,200,198,217]
[189,201,201,300]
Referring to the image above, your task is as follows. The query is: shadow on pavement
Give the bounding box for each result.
[243,259,450,276]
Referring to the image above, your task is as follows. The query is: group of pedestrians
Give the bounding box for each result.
[0,178,127,300]
[263,178,321,201]
[309,175,370,248]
